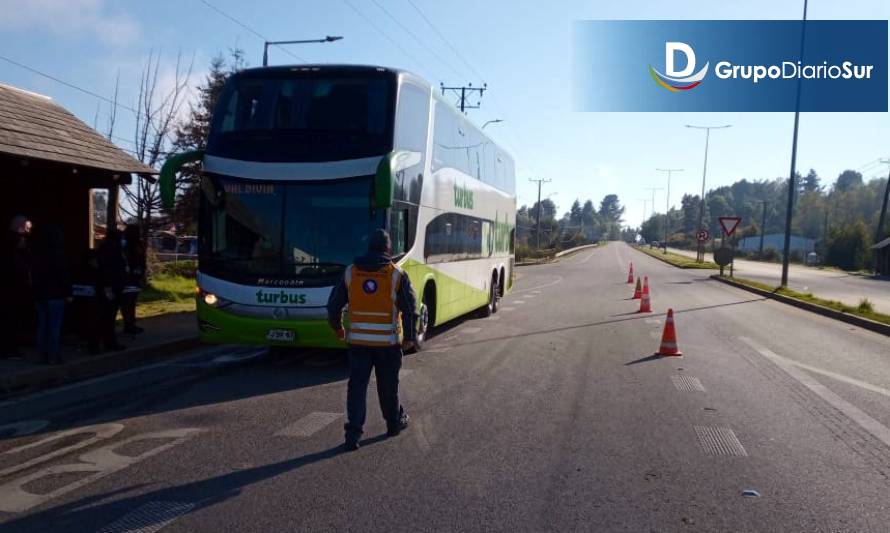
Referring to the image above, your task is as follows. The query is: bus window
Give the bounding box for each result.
[389,208,407,257]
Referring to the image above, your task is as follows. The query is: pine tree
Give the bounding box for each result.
[169,49,245,232]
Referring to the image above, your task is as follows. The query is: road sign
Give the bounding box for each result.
[714,247,733,267]
[696,228,710,242]
[718,216,742,237]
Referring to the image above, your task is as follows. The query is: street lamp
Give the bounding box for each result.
[482,119,504,129]
[263,35,343,66]
[686,124,732,262]
[656,168,683,253]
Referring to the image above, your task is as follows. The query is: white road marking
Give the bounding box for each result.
[0,419,49,438]
[499,306,515,311]
[276,412,342,438]
[0,428,204,513]
[645,318,662,326]
[97,501,195,533]
[672,375,706,392]
[513,276,563,294]
[413,415,432,453]
[488,315,501,321]
[578,251,596,264]
[514,300,525,305]
[784,360,890,399]
[0,423,125,478]
[694,425,748,457]
[740,337,890,449]
[461,327,482,334]
[524,294,537,299]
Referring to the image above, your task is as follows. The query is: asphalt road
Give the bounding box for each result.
[3,241,890,532]
[666,246,890,314]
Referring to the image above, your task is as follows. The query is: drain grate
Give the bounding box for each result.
[671,375,706,392]
[97,501,194,533]
[694,426,748,457]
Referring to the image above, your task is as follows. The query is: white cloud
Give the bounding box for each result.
[0,0,140,46]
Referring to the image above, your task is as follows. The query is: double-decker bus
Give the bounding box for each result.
[161,65,516,350]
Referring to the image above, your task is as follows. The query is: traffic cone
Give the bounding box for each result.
[627,263,634,284]
[638,290,651,313]
[642,276,650,296]
[632,277,642,299]
[656,308,682,356]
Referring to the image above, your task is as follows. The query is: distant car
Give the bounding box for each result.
[651,241,660,249]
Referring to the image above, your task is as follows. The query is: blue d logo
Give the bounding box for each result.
[362,279,378,294]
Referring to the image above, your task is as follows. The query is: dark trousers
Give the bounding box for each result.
[121,291,139,330]
[98,296,120,349]
[345,345,404,441]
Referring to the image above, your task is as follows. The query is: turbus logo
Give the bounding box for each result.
[454,183,474,209]
[256,290,307,305]
[649,42,709,92]
[362,279,378,294]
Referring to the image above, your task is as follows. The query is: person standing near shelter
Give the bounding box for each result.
[96,229,127,351]
[121,224,146,334]
[31,225,71,364]
[1,215,33,359]
[327,229,417,451]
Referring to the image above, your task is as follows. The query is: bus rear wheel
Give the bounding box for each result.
[411,288,434,352]
[480,276,499,317]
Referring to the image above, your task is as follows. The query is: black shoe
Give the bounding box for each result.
[387,413,410,437]
[343,440,360,452]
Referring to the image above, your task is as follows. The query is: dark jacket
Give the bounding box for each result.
[31,228,71,301]
[124,240,147,287]
[97,237,127,297]
[326,251,418,343]
[3,231,32,300]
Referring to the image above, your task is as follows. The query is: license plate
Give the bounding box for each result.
[266,329,296,342]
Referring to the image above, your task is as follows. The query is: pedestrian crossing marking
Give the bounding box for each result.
[276,412,342,438]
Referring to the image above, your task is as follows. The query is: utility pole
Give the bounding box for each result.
[656,168,683,253]
[686,124,732,262]
[441,83,487,113]
[529,178,551,249]
[781,0,808,287]
[875,158,890,246]
[759,200,768,255]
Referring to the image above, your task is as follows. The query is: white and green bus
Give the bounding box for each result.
[161,65,516,349]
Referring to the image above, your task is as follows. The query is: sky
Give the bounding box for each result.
[1,0,888,227]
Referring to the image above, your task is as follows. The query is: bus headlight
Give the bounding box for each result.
[203,292,218,306]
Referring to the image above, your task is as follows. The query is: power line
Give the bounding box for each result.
[197,0,307,63]
[0,54,138,114]
[368,0,464,80]
[405,0,486,83]
[341,0,428,73]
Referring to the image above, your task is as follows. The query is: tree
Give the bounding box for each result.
[835,170,864,192]
[598,194,624,223]
[121,51,194,241]
[170,49,246,233]
[825,221,872,271]
[801,168,821,193]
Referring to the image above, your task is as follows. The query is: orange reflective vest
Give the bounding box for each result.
[345,263,403,347]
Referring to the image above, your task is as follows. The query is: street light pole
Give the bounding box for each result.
[780,0,808,287]
[656,168,683,253]
[686,124,732,262]
[263,35,343,66]
[529,178,552,249]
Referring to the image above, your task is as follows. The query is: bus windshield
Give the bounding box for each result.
[207,71,395,162]
[199,175,384,286]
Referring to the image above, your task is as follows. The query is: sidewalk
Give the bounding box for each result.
[0,312,200,397]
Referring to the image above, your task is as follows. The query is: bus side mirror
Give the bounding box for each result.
[160,150,205,209]
[374,152,396,209]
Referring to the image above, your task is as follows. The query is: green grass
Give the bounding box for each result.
[724,275,890,326]
[137,273,196,319]
[633,245,719,269]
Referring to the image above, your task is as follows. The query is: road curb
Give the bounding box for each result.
[631,245,718,269]
[516,243,600,267]
[0,336,202,398]
[710,275,890,337]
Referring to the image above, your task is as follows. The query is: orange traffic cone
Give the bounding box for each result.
[627,263,634,284]
[639,290,652,313]
[632,277,642,299]
[642,276,650,296]
[656,308,682,356]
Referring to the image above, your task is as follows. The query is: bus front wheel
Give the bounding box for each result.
[412,286,434,352]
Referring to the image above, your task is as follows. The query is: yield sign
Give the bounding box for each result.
[718,216,742,237]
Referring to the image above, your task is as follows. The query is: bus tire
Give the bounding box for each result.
[411,284,435,352]
[480,275,498,317]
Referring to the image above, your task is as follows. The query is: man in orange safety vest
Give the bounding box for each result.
[327,229,417,451]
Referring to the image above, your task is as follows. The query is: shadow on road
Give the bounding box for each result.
[624,354,662,366]
[447,296,767,349]
[0,440,363,533]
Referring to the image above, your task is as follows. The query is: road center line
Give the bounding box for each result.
[739,337,890,449]
[512,275,563,294]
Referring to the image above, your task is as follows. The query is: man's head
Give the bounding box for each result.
[368,229,392,255]
[9,215,31,236]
